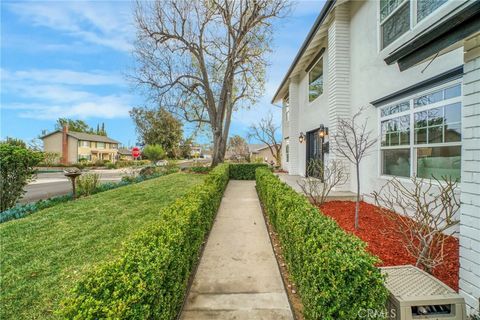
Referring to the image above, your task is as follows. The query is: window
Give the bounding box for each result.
[380,0,450,49]
[380,82,462,180]
[97,142,105,149]
[308,58,323,102]
[78,140,90,147]
[284,95,290,122]
[285,139,289,163]
[417,0,448,21]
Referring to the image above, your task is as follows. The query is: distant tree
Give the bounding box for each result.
[96,124,100,135]
[55,118,93,133]
[248,113,282,166]
[4,137,27,148]
[130,107,183,158]
[28,138,43,151]
[132,0,290,166]
[179,138,193,159]
[0,140,43,211]
[333,106,377,230]
[143,144,166,163]
[228,135,249,161]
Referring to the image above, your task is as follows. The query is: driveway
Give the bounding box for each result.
[20,169,130,204]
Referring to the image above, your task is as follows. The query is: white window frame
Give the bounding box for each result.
[379,0,453,51]
[307,56,324,103]
[284,95,290,122]
[378,79,462,180]
[285,138,290,163]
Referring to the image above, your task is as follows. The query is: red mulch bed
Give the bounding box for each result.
[319,201,459,291]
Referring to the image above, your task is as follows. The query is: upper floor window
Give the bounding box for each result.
[379,82,462,180]
[284,95,290,122]
[78,140,90,147]
[380,0,450,49]
[308,58,323,102]
[97,142,105,149]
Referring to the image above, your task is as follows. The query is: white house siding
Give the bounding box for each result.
[281,0,480,312]
[348,0,463,198]
[460,33,480,314]
[326,4,351,191]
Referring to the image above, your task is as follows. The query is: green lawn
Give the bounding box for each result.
[0,173,204,319]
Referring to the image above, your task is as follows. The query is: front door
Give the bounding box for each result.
[306,129,323,178]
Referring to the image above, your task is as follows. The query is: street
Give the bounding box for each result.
[20,169,128,204]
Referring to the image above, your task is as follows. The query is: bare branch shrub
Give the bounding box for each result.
[298,159,348,206]
[333,106,377,229]
[372,176,460,273]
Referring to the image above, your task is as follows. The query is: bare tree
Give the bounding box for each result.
[132,0,289,166]
[247,112,281,166]
[333,106,376,229]
[372,176,460,273]
[227,135,249,161]
[298,159,348,206]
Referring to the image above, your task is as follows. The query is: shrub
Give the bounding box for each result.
[60,164,229,319]
[255,168,387,320]
[229,163,268,180]
[76,173,100,197]
[106,163,117,169]
[0,142,43,211]
[143,144,165,163]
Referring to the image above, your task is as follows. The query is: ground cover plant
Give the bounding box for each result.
[256,168,387,320]
[0,173,205,319]
[320,200,459,291]
[60,164,229,319]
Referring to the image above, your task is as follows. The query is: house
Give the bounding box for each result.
[191,145,202,158]
[250,144,281,165]
[41,126,120,164]
[117,148,134,161]
[272,0,480,313]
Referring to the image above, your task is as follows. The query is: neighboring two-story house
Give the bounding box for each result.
[273,0,480,313]
[41,126,120,164]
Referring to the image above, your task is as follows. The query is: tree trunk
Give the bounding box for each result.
[355,162,360,230]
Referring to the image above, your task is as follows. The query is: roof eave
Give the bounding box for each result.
[271,0,336,104]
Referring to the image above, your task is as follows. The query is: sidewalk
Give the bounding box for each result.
[180,180,294,320]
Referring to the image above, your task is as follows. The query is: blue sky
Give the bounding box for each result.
[1,0,324,146]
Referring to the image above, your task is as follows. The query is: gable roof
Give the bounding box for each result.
[271,0,336,103]
[40,130,120,144]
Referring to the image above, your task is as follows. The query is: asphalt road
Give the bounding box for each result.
[20,160,211,204]
[20,169,128,204]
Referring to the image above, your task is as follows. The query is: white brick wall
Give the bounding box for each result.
[460,33,480,315]
[327,3,352,191]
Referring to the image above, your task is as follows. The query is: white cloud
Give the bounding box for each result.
[2,68,124,86]
[6,1,134,52]
[1,68,133,120]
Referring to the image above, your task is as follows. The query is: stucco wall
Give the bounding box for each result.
[282,0,478,313]
[42,132,63,155]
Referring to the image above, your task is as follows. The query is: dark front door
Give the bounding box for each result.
[306,129,323,178]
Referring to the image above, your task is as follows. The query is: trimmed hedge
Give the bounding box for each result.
[229,163,268,180]
[255,168,387,320]
[60,164,229,319]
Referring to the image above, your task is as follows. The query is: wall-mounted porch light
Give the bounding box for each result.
[318,124,329,138]
[299,132,305,144]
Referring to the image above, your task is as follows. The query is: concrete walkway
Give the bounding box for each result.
[180,180,294,320]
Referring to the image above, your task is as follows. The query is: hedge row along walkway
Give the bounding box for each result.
[180,180,294,320]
